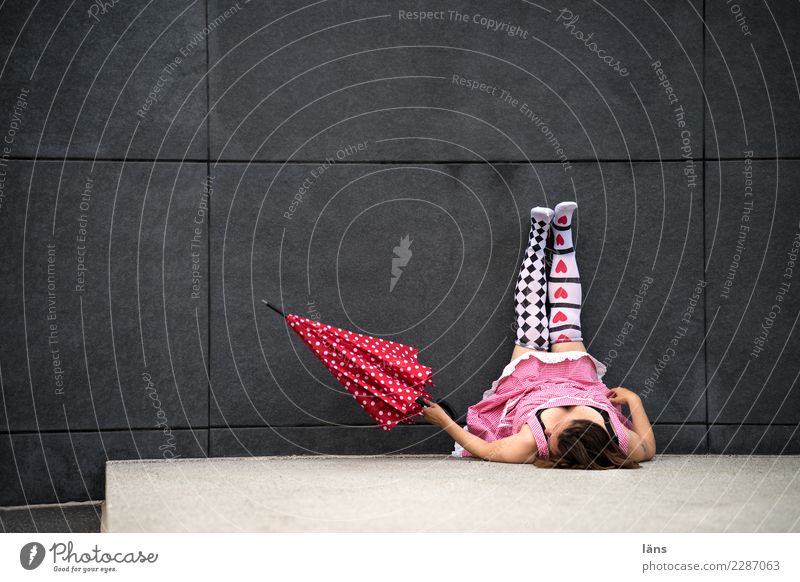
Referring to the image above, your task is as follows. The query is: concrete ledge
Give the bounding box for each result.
[103,455,800,532]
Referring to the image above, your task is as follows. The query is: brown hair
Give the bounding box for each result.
[534,419,640,470]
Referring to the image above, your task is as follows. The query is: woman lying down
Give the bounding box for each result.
[421,202,656,469]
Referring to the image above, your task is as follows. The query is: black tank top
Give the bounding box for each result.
[535,405,619,445]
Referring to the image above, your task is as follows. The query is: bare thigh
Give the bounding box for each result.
[509,340,587,365]
[510,344,543,362]
[549,341,587,353]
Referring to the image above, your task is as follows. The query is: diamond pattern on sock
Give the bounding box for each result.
[515,217,551,350]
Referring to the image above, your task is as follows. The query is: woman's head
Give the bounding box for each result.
[538,419,639,470]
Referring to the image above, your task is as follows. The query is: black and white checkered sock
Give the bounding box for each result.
[514,207,554,350]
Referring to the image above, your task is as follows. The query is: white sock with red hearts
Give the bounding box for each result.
[548,201,583,344]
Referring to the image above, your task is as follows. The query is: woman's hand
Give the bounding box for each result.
[607,386,641,407]
[609,387,656,461]
[419,398,454,428]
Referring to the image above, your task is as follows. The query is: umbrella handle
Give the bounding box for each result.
[416,397,457,420]
[261,300,286,318]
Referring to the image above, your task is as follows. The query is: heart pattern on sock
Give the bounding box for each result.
[549,202,581,347]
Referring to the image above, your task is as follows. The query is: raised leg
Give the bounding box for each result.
[548,201,583,346]
[514,206,553,351]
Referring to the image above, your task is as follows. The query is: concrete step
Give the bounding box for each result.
[102,455,800,532]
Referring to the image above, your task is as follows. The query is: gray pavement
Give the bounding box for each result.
[0,502,101,533]
[102,455,800,533]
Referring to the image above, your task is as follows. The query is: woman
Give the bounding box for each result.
[421,201,656,469]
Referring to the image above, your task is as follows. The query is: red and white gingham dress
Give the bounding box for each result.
[452,351,633,459]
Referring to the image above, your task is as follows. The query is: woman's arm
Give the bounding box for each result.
[443,422,537,463]
[420,399,537,463]
[608,388,656,462]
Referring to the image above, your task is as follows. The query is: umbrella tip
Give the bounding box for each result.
[261,299,286,318]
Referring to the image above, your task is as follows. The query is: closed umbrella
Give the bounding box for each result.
[262,300,454,431]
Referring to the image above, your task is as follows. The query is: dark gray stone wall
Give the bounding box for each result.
[1,1,798,505]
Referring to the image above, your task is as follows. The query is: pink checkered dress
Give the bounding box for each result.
[452,351,633,459]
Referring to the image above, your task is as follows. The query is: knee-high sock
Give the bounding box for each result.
[548,201,583,344]
[514,207,553,350]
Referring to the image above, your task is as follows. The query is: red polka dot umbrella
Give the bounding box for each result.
[263,300,454,431]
